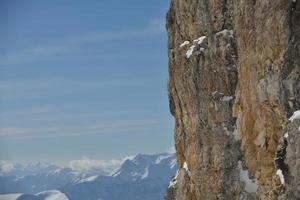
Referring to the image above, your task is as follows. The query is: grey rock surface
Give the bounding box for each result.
[165,0,300,199]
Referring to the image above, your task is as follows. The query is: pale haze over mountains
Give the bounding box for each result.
[0,153,177,200]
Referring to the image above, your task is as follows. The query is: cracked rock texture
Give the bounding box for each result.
[165,0,300,199]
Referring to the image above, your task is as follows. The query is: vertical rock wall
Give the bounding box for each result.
[165,0,300,199]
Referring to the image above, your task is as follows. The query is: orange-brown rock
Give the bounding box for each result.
[165,0,300,199]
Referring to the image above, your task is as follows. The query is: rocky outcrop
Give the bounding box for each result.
[165,0,300,199]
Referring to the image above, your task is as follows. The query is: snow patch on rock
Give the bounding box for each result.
[179,41,190,48]
[186,45,196,58]
[168,170,179,188]
[193,36,206,45]
[276,169,285,185]
[289,110,300,122]
[221,96,234,102]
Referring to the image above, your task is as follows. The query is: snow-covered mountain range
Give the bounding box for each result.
[0,153,177,200]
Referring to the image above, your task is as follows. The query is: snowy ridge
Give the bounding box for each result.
[0,153,177,200]
[0,194,22,200]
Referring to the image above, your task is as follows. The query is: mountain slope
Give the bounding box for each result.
[62,153,177,200]
[0,153,177,200]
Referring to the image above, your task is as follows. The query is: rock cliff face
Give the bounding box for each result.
[165,0,300,199]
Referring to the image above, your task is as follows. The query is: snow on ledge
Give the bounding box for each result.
[193,36,206,45]
[186,45,196,58]
[276,169,285,185]
[221,96,234,102]
[289,110,300,122]
[179,41,190,48]
[168,170,179,188]
[183,162,189,171]
[183,161,191,176]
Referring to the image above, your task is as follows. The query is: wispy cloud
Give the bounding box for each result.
[0,105,67,119]
[0,78,124,101]
[0,45,73,65]
[68,17,165,44]
[0,18,166,65]
[0,128,34,137]
[0,119,166,139]
[0,78,123,91]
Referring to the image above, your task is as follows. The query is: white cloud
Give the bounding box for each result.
[0,78,123,101]
[0,119,165,138]
[0,45,72,65]
[1,105,65,117]
[0,160,15,174]
[0,128,33,137]
[69,157,123,174]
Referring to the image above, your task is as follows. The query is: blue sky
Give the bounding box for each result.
[0,0,173,165]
